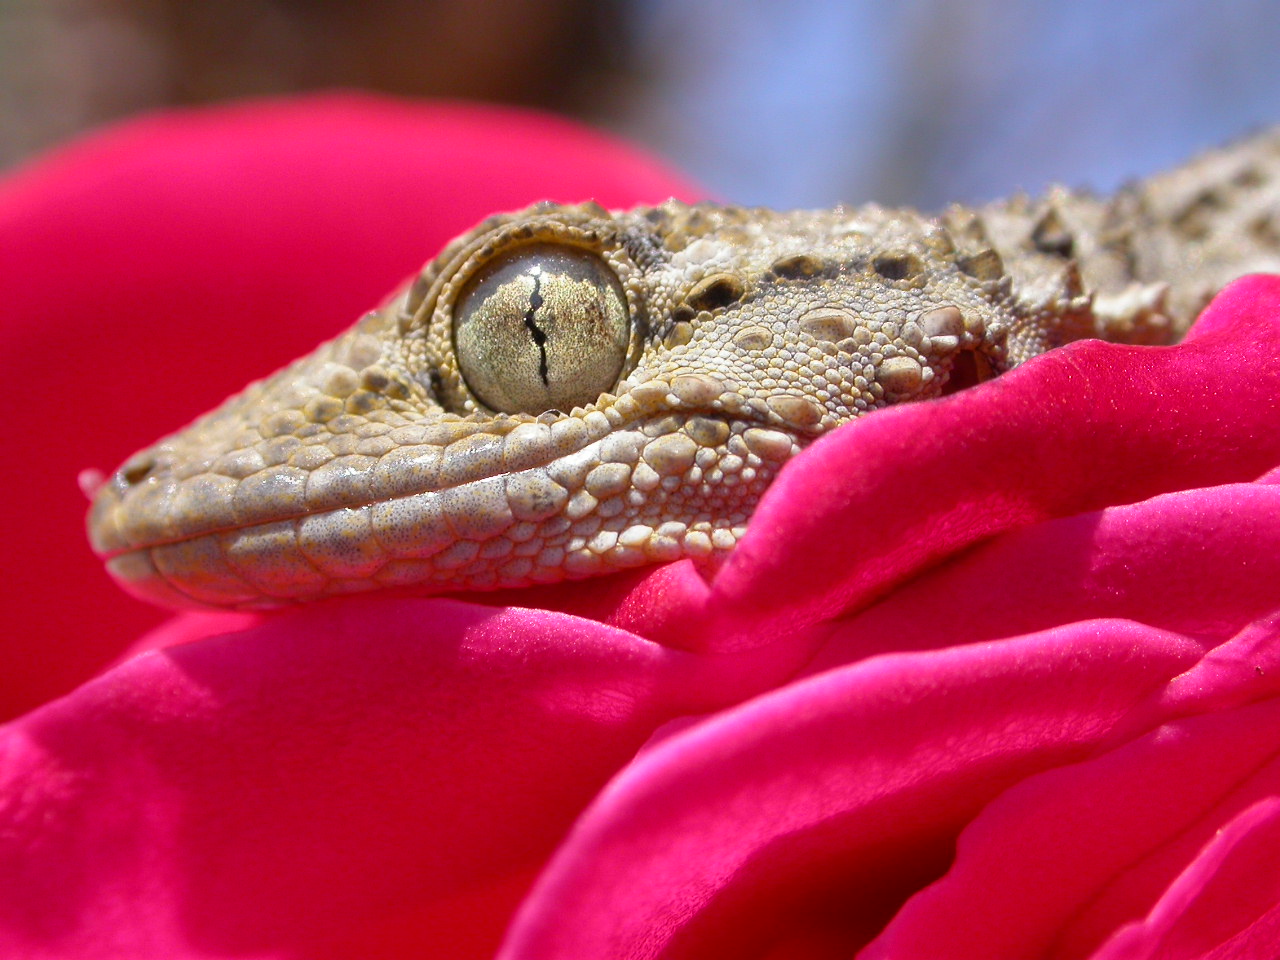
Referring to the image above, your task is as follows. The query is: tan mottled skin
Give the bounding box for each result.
[90,129,1280,609]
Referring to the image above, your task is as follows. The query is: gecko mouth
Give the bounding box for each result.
[89,396,814,609]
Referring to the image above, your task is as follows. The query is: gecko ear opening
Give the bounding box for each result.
[939,348,996,396]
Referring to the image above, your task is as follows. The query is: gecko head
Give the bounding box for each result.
[89,200,1042,610]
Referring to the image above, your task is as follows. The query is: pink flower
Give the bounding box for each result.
[2,97,1278,959]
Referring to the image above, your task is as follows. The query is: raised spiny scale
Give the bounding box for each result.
[942,204,995,246]
[1030,206,1075,257]
[921,223,957,257]
[1056,261,1086,301]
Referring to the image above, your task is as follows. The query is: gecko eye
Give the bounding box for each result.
[453,243,631,414]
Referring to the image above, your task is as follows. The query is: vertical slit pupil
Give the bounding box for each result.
[524,269,550,386]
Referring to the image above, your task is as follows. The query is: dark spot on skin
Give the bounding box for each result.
[684,273,746,312]
[768,253,825,279]
[672,304,697,324]
[872,251,924,281]
[622,230,668,271]
[1172,188,1224,241]
[685,210,710,232]
[1232,165,1266,189]
[1031,208,1075,257]
[1250,212,1280,248]
[361,369,390,391]
[347,392,378,414]
[429,370,444,398]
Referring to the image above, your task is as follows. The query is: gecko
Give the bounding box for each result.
[88,128,1280,609]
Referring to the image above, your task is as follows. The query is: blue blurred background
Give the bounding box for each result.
[3,0,1279,208]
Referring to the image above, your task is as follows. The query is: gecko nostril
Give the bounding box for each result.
[120,457,156,487]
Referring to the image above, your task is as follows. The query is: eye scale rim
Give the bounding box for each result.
[452,243,632,415]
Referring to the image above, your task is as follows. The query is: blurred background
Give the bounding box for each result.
[3,0,1280,208]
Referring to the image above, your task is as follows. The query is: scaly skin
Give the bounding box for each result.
[89,129,1280,609]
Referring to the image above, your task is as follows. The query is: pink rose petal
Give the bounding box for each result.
[0,596,808,959]
[1088,798,1280,960]
[802,481,1280,672]
[497,621,1206,959]
[860,613,1280,960]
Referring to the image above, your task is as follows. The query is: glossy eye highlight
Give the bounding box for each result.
[453,244,630,414]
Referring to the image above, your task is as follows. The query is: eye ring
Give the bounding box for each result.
[451,242,632,415]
